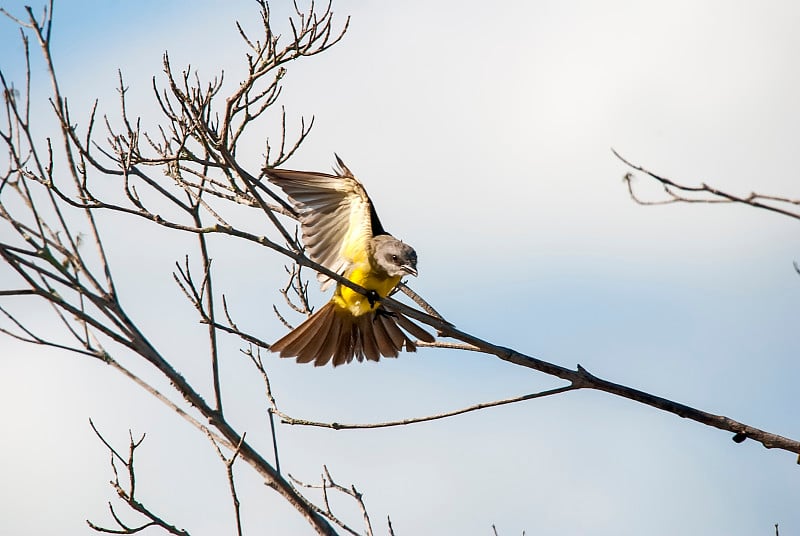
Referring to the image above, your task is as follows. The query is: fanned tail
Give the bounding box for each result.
[270,302,435,366]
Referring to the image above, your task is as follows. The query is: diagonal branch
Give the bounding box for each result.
[386,296,800,459]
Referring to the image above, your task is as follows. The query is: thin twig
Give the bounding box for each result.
[613,148,800,221]
[396,281,445,321]
[87,422,190,536]
[244,346,282,473]
[289,466,374,536]
[207,431,247,536]
[277,386,576,430]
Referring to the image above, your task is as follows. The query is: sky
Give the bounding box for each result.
[1,1,799,535]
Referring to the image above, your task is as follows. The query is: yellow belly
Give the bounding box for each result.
[332,264,401,317]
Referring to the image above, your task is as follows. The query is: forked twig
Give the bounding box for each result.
[290,466,375,536]
[87,420,190,536]
[613,148,800,221]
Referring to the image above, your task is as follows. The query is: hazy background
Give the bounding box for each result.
[1,1,799,534]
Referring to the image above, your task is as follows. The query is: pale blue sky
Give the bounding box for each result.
[1,1,799,535]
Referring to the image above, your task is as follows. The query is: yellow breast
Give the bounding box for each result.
[332,263,401,317]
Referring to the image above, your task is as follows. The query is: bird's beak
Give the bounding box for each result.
[402,265,418,277]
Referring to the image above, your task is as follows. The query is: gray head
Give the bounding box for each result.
[371,235,418,278]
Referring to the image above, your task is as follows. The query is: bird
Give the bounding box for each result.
[266,155,434,366]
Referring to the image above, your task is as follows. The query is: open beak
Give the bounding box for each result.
[401,264,418,277]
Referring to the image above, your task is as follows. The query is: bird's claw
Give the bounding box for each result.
[366,290,380,308]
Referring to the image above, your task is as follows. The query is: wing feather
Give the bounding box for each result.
[267,166,374,290]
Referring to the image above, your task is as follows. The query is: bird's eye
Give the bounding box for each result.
[391,255,398,261]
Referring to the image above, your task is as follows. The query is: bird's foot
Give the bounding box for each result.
[366,290,381,309]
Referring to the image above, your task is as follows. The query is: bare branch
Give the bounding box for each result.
[396,281,445,321]
[275,385,577,430]
[87,422,191,536]
[290,466,374,536]
[207,431,247,536]
[613,148,800,221]
[374,297,800,458]
[0,2,353,533]
[2,1,798,535]
[245,346,282,473]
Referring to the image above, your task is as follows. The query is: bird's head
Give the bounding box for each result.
[373,236,418,278]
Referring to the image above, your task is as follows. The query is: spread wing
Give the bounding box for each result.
[267,158,382,291]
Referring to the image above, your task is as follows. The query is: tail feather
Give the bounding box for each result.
[332,315,355,366]
[270,302,435,366]
[359,315,380,362]
[270,303,330,357]
[314,312,343,367]
[296,326,329,363]
[350,321,363,364]
[377,313,409,351]
[293,304,335,363]
[394,312,436,343]
[372,314,399,358]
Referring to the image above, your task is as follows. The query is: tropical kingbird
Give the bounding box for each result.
[266,156,434,366]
